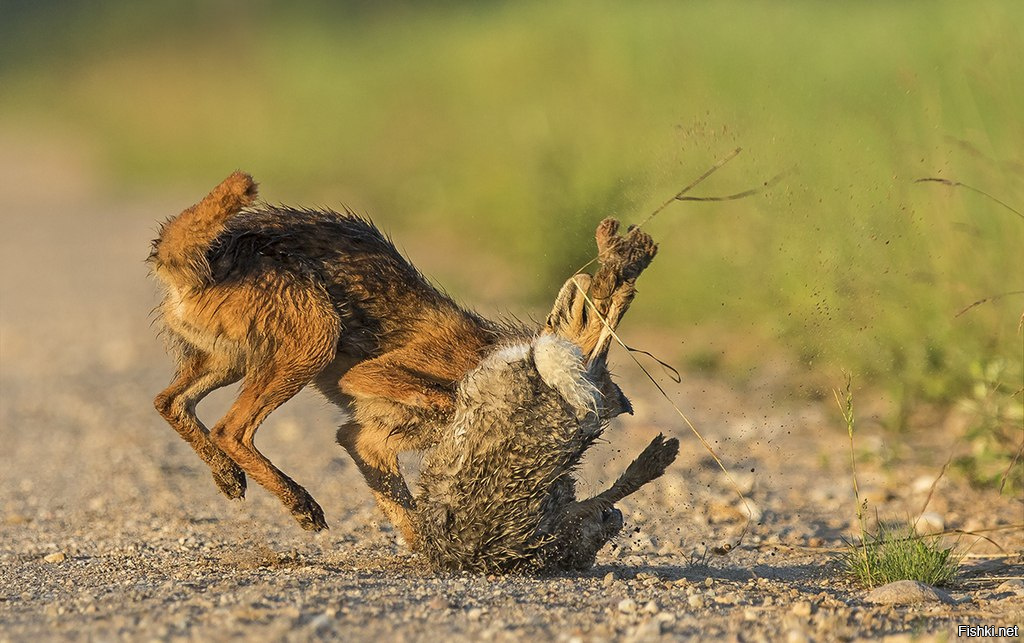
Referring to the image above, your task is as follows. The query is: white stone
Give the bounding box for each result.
[865,580,953,605]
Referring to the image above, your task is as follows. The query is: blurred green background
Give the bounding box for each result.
[2,0,1022,432]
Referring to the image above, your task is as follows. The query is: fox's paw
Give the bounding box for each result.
[211,459,247,500]
[291,493,328,532]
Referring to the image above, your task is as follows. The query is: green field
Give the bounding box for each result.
[3,1,1022,422]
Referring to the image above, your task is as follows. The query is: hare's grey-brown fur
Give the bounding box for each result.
[416,335,678,573]
[149,171,659,552]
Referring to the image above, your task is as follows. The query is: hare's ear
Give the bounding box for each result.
[533,335,598,418]
[587,355,633,419]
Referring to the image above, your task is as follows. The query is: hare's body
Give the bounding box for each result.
[150,172,660,552]
[417,335,678,573]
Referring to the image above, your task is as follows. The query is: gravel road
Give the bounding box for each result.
[1,187,1021,641]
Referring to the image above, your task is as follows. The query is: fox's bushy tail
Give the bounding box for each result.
[149,171,258,288]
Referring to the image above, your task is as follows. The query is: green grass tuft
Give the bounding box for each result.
[836,373,962,587]
[843,522,961,588]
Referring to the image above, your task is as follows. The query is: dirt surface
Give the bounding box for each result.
[1,186,1022,642]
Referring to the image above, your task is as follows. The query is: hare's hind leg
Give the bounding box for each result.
[594,434,680,505]
[155,348,246,499]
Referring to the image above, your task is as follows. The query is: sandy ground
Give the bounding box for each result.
[1,182,1022,642]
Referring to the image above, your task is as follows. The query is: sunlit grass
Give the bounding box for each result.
[835,373,961,587]
[2,0,1022,410]
[844,522,962,588]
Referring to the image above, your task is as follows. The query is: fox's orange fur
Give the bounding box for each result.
[149,172,656,546]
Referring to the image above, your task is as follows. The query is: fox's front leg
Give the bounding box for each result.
[333,354,459,549]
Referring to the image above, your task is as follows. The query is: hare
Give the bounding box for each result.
[416,332,678,572]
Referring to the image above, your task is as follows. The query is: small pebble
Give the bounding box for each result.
[996,579,1024,596]
[631,619,662,639]
[617,598,637,614]
[642,600,659,614]
[911,475,939,494]
[739,500,763,522]
[603,572,616,588]
[786,628,809,643]
[307,612,332,631]
[792,601,813,617]
[687,594,704,609]
[427,596,452,610]
[43,552,66,564]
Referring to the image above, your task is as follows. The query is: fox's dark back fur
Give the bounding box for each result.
[206,205,507,359]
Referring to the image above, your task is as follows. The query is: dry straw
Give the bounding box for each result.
[567,148,781,554]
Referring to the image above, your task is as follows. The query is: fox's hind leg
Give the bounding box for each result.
[155,348,247,499]
[206,281,340,531]
[210,362,330,530]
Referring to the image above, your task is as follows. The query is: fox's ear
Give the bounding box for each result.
[533,334,598,418]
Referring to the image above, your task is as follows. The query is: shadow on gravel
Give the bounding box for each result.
[590,563,756,583]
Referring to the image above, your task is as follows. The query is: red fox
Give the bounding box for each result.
[149,171,664,552]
